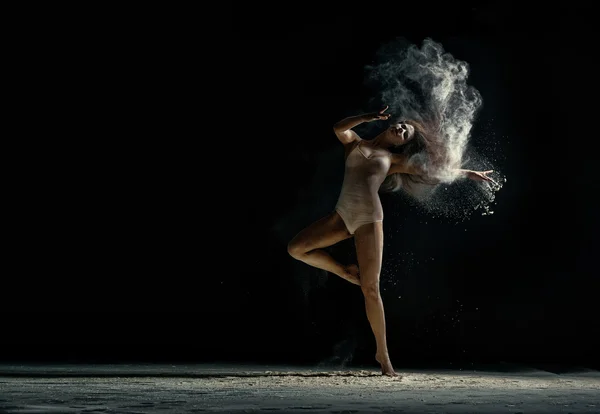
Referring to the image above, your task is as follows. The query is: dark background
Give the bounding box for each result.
[4,3,598,369]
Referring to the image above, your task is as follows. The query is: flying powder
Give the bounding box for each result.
[358,37,505,220]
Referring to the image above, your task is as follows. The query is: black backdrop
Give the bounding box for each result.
[3,3,598,369]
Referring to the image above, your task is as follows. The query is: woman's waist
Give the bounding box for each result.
[336,188,381,205]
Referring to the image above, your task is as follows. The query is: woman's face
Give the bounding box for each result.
[386,122,415,146]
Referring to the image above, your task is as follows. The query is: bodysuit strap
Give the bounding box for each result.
[356,140,370,159]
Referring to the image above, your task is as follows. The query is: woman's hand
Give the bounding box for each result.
[365,105,391,122]
[466,170,497,185]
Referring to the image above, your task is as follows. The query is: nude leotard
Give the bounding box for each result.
[335,140,391,234]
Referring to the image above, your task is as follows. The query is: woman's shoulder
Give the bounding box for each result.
[388,150,409,164]
[343,138,363,156]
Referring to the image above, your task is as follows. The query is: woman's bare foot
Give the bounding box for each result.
[344,264,360,285]
[346,264,360,285]
[376,353,398,377]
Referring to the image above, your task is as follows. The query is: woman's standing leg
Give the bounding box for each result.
[354,221,397,376]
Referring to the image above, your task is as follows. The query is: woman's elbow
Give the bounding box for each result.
[334,129,353,144]
[332,124,346,135]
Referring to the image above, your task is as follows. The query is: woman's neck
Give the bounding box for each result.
[371,133,392,149]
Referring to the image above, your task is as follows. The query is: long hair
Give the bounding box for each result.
[362,38,504,219]
[367,38,482,201]
[380,116,457,199]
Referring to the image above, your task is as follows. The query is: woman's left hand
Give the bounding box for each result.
[467,170,497,185]
[365,105,391,122]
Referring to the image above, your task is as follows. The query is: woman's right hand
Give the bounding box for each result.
[365,105,391,122]
[466,170,497,185]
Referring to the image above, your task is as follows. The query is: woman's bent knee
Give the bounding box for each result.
[287,241,305,259]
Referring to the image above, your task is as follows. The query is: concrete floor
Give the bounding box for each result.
[1,363,599,413]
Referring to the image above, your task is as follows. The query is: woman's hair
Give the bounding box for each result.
[380,117,451,198]
[366,38,484,201]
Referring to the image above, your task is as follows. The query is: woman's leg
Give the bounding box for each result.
[288,211,359,285]
[354,221,397,376]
